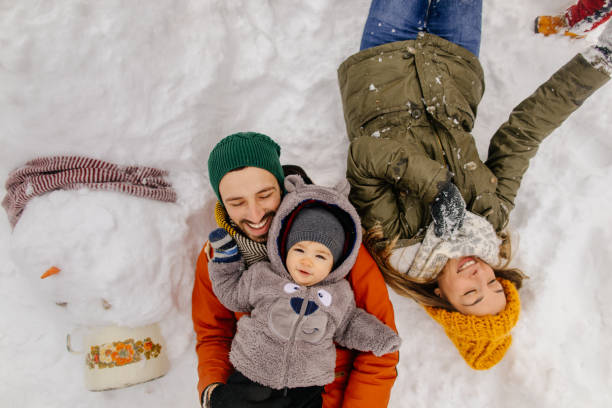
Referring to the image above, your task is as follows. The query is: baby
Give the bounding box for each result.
[207,175,400,407]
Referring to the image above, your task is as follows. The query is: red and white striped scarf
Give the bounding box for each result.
[2,156,177,228]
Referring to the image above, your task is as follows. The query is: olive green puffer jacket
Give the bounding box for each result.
[338,33,609,249]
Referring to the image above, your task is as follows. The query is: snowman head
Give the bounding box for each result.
[8,168,197,328]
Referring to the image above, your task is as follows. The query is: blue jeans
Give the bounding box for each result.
[360,0,483,57]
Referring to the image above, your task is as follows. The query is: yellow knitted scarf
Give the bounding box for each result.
[214,201,237,236]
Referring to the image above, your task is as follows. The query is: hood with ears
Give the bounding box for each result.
[266,175,362,285]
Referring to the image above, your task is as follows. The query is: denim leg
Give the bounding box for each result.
[360,0,430,50]
[425,0,483,56]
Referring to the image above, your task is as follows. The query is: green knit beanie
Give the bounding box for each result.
[208,132,284,203]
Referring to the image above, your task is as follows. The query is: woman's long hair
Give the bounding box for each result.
[363,224,527,311]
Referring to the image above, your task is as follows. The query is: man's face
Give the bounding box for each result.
[218,167,282,242]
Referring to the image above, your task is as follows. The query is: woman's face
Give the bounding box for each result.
[435,257,506,316]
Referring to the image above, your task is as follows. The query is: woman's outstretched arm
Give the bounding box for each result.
[486,53,610,213]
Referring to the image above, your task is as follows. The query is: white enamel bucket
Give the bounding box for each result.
[67,323,169,391]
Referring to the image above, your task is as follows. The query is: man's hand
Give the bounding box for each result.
[209,382,292,408]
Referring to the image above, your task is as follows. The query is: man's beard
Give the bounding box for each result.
[237,211,275,243]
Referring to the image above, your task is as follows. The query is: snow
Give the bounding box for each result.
[1,1,612,407]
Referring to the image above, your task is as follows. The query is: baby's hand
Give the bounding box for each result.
[209,228,240,263]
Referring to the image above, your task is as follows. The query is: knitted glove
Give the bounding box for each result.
[582,21,612,76]
[597,20,612,51]
[209,382,292,408]
[430,180,466,239]
[209,228,241,263]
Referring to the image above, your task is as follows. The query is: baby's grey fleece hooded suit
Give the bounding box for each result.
[208,175,401,390]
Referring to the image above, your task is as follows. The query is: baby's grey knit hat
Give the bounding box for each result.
[286,207,345,264]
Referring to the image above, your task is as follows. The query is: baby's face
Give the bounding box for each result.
[285,241,334,286]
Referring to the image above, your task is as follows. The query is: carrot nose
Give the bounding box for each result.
[41,266,61,279]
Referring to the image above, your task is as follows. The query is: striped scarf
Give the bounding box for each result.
[214,201,268,267]
[2,156,177,228]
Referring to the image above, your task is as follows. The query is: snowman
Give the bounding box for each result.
[3,156,206,391]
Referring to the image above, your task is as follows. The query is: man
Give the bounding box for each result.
[193,132,399,408]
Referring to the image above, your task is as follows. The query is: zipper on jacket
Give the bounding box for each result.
[279,287,313,389]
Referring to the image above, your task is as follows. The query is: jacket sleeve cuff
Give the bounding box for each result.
[201,383,222,408]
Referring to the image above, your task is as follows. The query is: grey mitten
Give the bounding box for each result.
[369,321,401,357]
[430,180,466,239]
[582,21,612,75]
[335,308,401,357]
[209,228,240,263]
[597,19,612,51]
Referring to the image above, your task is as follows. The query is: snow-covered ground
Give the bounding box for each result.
[1,1,611,407]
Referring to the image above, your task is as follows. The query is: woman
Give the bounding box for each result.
[338,0,611,369]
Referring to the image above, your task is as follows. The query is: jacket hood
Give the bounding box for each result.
[267,175,362,285]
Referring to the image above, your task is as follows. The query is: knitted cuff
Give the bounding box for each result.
[582,45,612,76]
[582,22,612,76]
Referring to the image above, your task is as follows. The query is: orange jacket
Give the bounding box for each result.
[192,242,399,408]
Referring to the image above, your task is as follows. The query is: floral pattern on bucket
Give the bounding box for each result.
[86,337,162,369]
